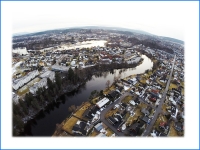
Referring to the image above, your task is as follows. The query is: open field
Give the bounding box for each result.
[62,116,78,134]
[73,102,91,120]
[121,95,133,104]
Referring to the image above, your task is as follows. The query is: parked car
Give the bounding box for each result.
[149,96,156,102]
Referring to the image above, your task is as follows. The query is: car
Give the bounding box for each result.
[147,119,151,124]
[112,104,120,110]
[149,97,156,102]
[117,128,121,132]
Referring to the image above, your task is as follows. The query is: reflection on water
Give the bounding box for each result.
[59,40,107,50]
[23,55,153,136]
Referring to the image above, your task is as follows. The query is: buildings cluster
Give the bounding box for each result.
[54,48,184,137]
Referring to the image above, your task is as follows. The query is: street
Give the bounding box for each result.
[100,92,130,136]
[142,55,176,136]
[99,55,176,137]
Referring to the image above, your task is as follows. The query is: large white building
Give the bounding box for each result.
[29,78,47,94]
[29,71,55,94]
[96,97,110,108]
[126,56,141,64]
[51,65,69,72]
[12,70,39,90]
[40,71,55,81]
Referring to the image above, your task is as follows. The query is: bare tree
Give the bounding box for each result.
[106,80,110,89]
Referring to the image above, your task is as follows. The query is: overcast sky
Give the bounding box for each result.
[10,1,198,41]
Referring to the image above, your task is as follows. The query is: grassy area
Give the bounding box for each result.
[73,102,91,119]
[27,77,41,86]
[148,71,153,76]
[17,86,29,96]
[129,74,137,78]
[152,115,167,131]
[105,108,119,119]
[62,116,79,134]
[168,121,178,136]
[89,129,99,137]
[125,103,147,126]
[138,102,147,109]
[135,83,140,87]
[52,130,71,137]
[126,115,135,126]
[91,97,100,104]
[181,81,184,87]
[17,77,41,96]
[142,74,149,79]
[162,104,168,114]
[106,128,114,137]
[140,79,146,84]
[169,83,178,90]
[182,88,184,95]
[124,112,130,121]
[156,79,165,87]
[152,59,157,64]
[103,85,116,95]
[149,109,155,118]
[121,95,133,104]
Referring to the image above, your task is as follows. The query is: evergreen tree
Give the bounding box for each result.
[13,102,21,115]
[67,67,74,81]
[40,95,45,107]
[31,98,40,110]
[47,77,54,90]
[55,72,62,89]
[13,114,24,130]
[18,99,28,115]
[13,128,19,136]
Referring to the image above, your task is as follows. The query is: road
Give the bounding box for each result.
[99,55,176,136]
[142,55,176,136]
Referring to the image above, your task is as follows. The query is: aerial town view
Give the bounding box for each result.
[5,1,196,142]
[1,0,199,149]
[12,27,184,137]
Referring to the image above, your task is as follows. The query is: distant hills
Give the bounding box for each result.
[161,36,184,45]
[13,26,184,44]
[13,32,30,36]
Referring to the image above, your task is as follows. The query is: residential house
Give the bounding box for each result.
[13,70,39,90]
[72,120,89,136]
[96,97,110,108]
[29,78,47,94]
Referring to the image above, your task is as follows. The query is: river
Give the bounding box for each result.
[23,55,153,136]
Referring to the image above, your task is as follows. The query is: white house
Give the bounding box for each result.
[29,78,47,94]
[96,97,110,108]
[40,71,55,81]
[13,70,39,90]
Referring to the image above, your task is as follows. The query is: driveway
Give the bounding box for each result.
[100,92,131,136]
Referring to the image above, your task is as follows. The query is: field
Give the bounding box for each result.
[62,116,79,134]
[73,102,91,120]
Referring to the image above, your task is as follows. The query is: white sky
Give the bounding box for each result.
[1,1,199,149]
[10,1,197,41]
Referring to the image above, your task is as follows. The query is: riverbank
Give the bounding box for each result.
[51,56,154,136]
[19,54,153,136]
[51,67,154,136]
